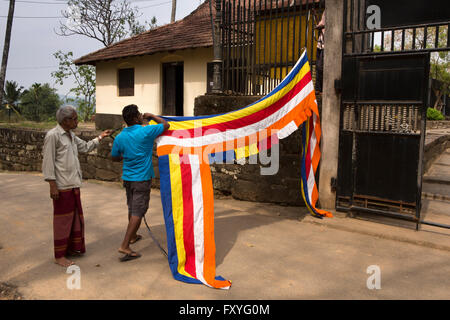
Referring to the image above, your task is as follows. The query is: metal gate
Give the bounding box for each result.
[220,0,325,96]
[336,0,450,230]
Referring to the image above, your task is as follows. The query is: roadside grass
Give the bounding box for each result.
[0,121,57,130]
[0,121,95,131]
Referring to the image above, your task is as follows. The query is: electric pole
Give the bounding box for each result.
[171,0,176,23]
[0,0,16,105]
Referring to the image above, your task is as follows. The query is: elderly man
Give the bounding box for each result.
[42,105,111,267]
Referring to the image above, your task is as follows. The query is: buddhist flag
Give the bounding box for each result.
[159,153,231,289]
[153,50,331,289]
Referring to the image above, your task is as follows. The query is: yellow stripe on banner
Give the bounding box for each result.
[151,63,311,131]
[249,143,259,156]
[168,154,191,278]
[235,146,247,160]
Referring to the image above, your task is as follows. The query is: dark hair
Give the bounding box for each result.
[122,104,139,125]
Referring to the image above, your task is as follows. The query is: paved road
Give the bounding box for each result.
[0,172,449,300]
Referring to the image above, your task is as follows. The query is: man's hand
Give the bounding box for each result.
[142,113,154,120]
[49,181,59,200]
[100,130,112,139]
[143,112,170,131]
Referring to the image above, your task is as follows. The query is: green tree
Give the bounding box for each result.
[383,27,450,111]
[52,51,95,122]
[430,36,450,111]
[129,16,157,36]
[2,80,24,114]
[405,27,449,111]
[20,83,62,122]
[57,0,157,47]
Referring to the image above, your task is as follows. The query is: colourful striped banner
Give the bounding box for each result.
[159,153,231,289]
[154,51,331,289]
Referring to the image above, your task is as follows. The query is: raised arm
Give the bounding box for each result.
[143,113,170,131]
[75,130,112,153]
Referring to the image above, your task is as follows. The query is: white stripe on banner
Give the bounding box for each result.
[189,154,210,288]
[156,82,314,148]
[307,114,318,201]
[277,121,298,140]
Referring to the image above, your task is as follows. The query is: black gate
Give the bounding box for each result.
[336,0,450,230]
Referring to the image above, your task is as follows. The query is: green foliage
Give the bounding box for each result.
[373,44,382,52]
[52,51,96,122]
[19,83,62,122]
[427,107,445,121]
[58,0,158,46]
[129,15,157,36]
[430,50,450,110]
[2,80,24,115]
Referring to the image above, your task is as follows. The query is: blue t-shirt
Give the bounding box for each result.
[111,124,164,181]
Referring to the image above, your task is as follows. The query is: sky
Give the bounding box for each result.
[0,0,203,97]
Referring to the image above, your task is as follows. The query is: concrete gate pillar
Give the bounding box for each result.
[318,0,345,209]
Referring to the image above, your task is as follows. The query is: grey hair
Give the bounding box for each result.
[56,105,77,124]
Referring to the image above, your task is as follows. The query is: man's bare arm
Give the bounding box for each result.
[143,113,170,131]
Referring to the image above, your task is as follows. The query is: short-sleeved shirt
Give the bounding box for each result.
[111,124,164,181]
[42,124,100,189]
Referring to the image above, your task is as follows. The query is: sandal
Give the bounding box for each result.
[66,250,83,257]
[119,251,141,262]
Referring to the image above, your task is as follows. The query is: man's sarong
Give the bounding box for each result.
[52,188,86,258]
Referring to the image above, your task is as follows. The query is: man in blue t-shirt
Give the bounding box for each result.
[111,104,169,261]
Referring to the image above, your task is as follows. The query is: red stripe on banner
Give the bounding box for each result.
[257,133,279,151]
[161,72,313,138]
[180,155,197,279]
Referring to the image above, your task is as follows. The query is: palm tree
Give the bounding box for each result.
[2,80,23,115]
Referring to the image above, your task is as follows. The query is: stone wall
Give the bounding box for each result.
[0,126,162,188]
[427,120,450,129]
[0,128,45,172]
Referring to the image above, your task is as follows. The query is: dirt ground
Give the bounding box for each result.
[1,172,449,300]
[0,282,22,300]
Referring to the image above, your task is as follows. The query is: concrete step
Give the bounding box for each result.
[420,199,450,230]
[423,148,450,187]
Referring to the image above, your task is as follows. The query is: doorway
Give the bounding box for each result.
[162,62,184,116]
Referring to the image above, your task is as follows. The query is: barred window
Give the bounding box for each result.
[118,68,134,96]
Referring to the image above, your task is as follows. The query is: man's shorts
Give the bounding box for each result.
[123,180,152,218]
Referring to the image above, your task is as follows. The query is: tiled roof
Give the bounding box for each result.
[74,1,215,65]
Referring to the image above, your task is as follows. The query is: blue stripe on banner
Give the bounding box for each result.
[158,155,203,285]
[158,155,179,277]
[261,51,308,102]
[208,150,236,164]
[300,121,322,219]
[158,52,309,123]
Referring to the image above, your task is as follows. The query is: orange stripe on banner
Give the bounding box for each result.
[199,160,231,289]
[312,147,321,173]
[311,186,319,208]
[314,116,322,143]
